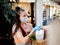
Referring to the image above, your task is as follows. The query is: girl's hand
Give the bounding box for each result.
[33,26,41,32]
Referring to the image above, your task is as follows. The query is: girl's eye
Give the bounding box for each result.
[23,15,27,17]
[24,15,26,17]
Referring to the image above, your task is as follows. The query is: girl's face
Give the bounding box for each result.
[19,11,28,23]
[20,11,27,18]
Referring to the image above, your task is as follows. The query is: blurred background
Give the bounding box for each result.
[0,0,60,45]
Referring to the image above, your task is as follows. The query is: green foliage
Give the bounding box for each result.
[0,0,9,3]
[0,0,19,3]
[0,3,17,26]
[5,4,16,24]
[29,33,36,40]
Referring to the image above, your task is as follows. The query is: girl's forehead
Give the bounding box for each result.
[21,11,27,15]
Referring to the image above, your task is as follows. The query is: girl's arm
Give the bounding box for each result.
[16,29,34,45]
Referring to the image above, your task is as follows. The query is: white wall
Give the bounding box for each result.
[50,7,53,19]
[19,0,35,2]
[35,0,43,26]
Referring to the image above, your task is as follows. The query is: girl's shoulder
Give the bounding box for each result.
[12,24,21,33]
[12,24,17,33]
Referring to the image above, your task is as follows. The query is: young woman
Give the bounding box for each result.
[12,6,40,45]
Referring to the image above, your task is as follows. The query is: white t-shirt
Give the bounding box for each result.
[12,24,32,45]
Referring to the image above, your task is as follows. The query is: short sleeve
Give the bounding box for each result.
[12,24,17,33]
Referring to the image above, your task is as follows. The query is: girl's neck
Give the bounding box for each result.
[20,22,27,25]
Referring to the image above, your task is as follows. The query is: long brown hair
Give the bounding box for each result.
[12,7,27,37]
